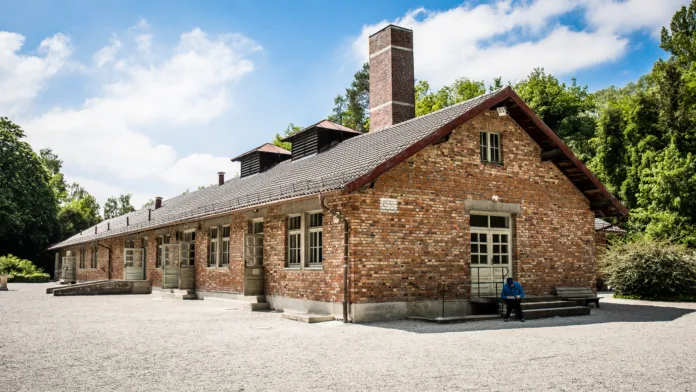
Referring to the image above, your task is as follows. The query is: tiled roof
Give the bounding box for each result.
[595,218,627,235]
[282,119,362,141]
[49,89,503,250]
[230,143,290,161]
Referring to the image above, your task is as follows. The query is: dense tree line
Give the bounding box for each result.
[274,2,696,247]
[0,118,135,273]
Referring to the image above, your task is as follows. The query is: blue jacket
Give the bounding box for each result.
[501,281,525,299]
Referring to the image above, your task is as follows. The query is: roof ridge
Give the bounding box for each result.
[370,87,506,133]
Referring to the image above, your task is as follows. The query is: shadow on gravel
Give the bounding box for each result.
[360,302,696,334]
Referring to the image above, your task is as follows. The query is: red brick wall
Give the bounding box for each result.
[341,110,597,303]
[194,216,244,294]
[262,205,344,303]
[62,110,597,305]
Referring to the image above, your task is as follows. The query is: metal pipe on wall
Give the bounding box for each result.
[320,194,351,323]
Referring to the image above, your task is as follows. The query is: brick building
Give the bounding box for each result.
[48,25,627,322]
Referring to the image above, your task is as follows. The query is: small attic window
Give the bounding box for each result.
[231,143,291,178]
[282,120,360,161]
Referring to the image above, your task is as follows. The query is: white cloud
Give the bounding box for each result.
[135,33,152,54]
[351,0,686,86]
[17,26,260,204]
[0,32,72,116]
[584,0,690,36]
[93,35,122,67]
[160,153,240,186]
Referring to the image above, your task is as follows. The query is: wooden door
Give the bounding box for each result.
[124,248,145,280]
[243,233,264,296]
[162,244,180,289]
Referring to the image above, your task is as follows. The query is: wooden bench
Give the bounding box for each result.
[555,286,600,308]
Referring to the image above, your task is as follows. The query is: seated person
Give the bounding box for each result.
[500,277,525,322]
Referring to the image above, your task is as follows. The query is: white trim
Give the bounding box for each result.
[369,45,413,59]
[370,100,415,112]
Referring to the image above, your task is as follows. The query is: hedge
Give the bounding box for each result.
[600,238,696,301]
[9,273,51,283]
[0,254,50,283]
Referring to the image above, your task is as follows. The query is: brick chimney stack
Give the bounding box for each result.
[218,171,225,186]
[368,25,415,131]
[155,196,162,210]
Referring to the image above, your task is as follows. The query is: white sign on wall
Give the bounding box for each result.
[380,198,398,213]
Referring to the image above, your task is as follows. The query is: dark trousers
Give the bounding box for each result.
[504,298,524,319]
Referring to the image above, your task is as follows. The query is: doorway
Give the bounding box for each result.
[470,213,512,297]
[244,219,264,296]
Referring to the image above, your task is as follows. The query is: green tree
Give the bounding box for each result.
[514,68,597,160]
[58,183,102,238]
[103,194,135,219]
[0,117,60,269]
[328,62,370,132]
[415,78,487,116]
[39,148,67,201]
[272,123,303,151]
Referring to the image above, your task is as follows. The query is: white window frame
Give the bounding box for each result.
[90,244,98,269]
[480,131,501,164]
[220,225,231,267]
[470,212,512,266]
[180,229,196,267]
[285,212,324,269]
[208,226,231,268]
[208,227,219,268]
[287,214,302,268]
[306,211,323,268]
[79,248,86,269]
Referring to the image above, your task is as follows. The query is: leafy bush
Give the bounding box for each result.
[600,238,696,301]
[9,273,50,283]
[0,254,50,282]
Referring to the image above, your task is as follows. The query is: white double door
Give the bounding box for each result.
[470,228,512,296]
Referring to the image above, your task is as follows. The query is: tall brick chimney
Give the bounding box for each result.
[369,25,415,131]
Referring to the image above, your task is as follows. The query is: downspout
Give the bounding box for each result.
[97,242,112,280]
[320,194,351,323]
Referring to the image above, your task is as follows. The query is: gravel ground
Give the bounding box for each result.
[2,284,696,392]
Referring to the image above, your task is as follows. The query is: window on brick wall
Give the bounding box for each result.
[221,226,230,267]
[79,248,86,269]
[285,212,324,268]
[156,236,163,268]
[287,215,302,267]
[208,226,231,268]
[91,244,98,269]
[480,132,502,164]
[180,231,195,267]
[208,227,218,267]
[307,212,323,267]
[141,237,148,267]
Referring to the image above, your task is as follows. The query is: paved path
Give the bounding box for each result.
[2,284,696,391]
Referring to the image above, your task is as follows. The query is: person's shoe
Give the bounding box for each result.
[503,318,509,322]
[519,319,526,322]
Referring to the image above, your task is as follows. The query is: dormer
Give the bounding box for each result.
[282,120,361,160]
[231,143,291,178]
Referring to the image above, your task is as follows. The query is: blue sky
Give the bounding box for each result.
[0,0,688,209]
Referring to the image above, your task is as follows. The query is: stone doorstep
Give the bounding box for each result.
[46,280,110,294]
[520,300,578,310]
[522,306,591,320]
[407,315,500,324]
[281,312,335,323]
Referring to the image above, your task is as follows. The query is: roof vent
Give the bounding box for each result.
[497,106,508,116]
[231,143,291,178]
[281,120,360,161]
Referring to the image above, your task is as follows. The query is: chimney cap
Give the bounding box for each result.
[369,24,413,38]
[217,171,225,175]
[155,196,163,200]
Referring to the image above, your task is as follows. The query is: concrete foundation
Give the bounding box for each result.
[51,280,151,296]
